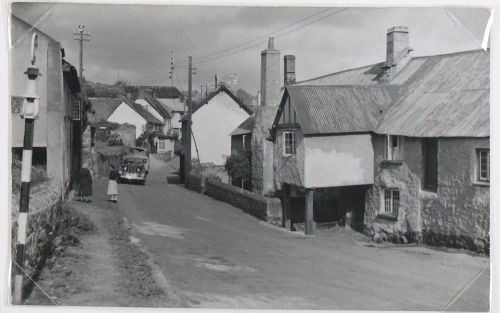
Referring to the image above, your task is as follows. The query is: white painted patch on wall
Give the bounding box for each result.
[304,134,374,188]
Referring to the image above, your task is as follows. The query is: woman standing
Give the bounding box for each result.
[107,164,120,202]
[79,166,93,202]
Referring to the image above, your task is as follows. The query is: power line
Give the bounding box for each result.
[178,8,348,68]
[176,7,333,65]
[137,8,348,85]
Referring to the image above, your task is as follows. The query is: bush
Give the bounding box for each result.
[225,153,251,181]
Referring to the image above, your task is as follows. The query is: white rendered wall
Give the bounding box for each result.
[304,134,374,188]
[108,102,147,138]
[191,92,250,165]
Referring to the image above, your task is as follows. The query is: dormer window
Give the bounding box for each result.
[283,131,296,156]
[385,135,403,161]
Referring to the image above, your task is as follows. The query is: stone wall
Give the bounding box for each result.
[365,135,490,253]
[187,174,282,223]
[251,106,278,195]
[11,179,65,295]
[112,123,136,147]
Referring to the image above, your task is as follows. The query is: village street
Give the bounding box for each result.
[111,155,490,310]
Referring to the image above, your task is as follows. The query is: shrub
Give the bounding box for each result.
[225,152,251,182]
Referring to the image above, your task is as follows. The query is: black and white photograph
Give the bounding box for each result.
[1,1,497,311]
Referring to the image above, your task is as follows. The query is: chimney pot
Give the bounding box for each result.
[284,55,296,85]
[268,37,274,50]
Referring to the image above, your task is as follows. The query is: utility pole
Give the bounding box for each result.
[169,50,175,87]
[184,56,193,185]
[13,33,40,305]
[73,25,90,83]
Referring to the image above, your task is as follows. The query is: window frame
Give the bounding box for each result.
[385,135,404,161]
[158,141,165,150]
[283,131,297,156]
[242,134,251,152]
[477,148,490,183]
[381,188,400,217]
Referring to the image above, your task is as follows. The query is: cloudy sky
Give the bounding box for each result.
[11,3,490,94]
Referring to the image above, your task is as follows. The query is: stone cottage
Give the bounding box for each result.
[269,26,489,251]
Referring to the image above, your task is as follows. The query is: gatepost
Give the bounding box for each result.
[13,33,40,305]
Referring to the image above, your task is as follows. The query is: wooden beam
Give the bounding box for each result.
[305,189,314,235]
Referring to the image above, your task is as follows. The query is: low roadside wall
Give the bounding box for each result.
[187,174,282,223]
[11,179,66,296]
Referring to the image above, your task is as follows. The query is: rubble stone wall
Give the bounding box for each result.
[188,173,282,224]
[365,135,490,253]
[11,179,64,293]
[251,106,278,195]
[112,124,136,147]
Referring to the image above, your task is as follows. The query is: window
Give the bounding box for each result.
[423,139,438,191]
[243,135,251,151]
[477,149,490,182]
[385,135,403,160]
[382,188,400,217]
[158,141,165,150]
[71,97,81,120]
[283,131,296,155]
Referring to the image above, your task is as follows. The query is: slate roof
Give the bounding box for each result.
[157,98,185,112]
[279,85,400,135]
[181,83,253,121]
[376,50,489,137]
[62,60,80,93]
[125,86,182,98]
[141,95,173,119]
[126,99,163,125]
[230,116,255,136]
[92,97,163,125]
[89,98,123,122]
[286,49,489,137]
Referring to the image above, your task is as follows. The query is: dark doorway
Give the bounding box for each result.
[290,196,305,226]
[422,138,438,192]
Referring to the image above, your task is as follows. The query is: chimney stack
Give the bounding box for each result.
[386,26,412,67]
[260,37,281,106]
[126,92,132,103]
[284,55,296,85]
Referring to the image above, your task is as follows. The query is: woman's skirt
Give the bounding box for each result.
[107,180,118,195]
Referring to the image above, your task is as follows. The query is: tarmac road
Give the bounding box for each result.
[115,155,490,310]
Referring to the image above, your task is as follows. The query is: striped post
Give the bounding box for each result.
[13,34,39,304]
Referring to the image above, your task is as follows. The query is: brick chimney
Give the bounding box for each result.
[260,37,281,106]
[383,26,413,82]
[284,55,296,85]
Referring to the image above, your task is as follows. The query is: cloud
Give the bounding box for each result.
[11,4,489,94]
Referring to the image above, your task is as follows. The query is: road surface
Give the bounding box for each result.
[114,155,490,310]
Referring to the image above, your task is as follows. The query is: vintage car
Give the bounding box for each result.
[118,155,149,185]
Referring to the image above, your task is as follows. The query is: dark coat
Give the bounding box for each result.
[109,169,120,181]
[79,168,93,196]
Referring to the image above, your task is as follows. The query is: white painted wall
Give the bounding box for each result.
[191,92,250,165]
[172,112,183,129]
[108,102,147,138]
[304,134,374,188]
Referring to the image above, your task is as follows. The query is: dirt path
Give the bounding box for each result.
[25,179,173,307]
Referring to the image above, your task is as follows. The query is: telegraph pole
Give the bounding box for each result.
[13,33,40,305]
[73,25,90,82]
[184,56,193,184]
[169,50,175,87]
